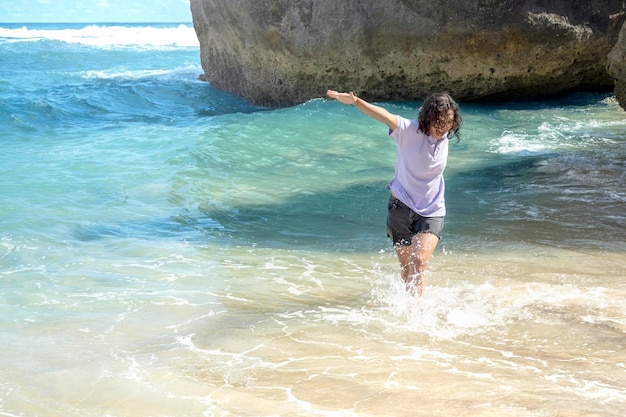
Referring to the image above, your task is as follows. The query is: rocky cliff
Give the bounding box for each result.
[190,0,626,107]
[608,19,626,111]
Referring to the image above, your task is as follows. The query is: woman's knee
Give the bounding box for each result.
[410,234,439,266]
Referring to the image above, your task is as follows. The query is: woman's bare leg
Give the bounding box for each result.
[394,232,440,296]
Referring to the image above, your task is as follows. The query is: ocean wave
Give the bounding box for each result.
[79,66,200,80]
[490,119,626,155]
[491,131,558,155]
[484,93,625,156]
[0,23,199,49]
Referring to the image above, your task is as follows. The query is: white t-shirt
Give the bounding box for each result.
[387,115,448,217]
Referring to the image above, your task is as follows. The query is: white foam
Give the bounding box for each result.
[490,113,626,156]
[80,68,174,80]
[490,130,563,155]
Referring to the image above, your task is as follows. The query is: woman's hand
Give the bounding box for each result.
[327,90,357,105]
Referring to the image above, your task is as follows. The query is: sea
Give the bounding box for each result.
[1,22,625,417]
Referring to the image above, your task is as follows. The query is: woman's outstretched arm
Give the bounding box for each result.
[327,90,397,131]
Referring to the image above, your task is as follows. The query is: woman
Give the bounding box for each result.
[326,90,461,295]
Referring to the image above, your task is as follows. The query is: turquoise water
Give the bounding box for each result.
[1,23,625,417]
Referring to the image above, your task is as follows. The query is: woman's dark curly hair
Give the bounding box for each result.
[418,92,461,141]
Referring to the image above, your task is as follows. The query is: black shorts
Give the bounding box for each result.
[386,196,444,246]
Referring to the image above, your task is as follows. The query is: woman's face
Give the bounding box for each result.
[429,109,455,140]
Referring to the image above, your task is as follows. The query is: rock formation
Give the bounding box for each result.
[608,18,626,111]
[190,0,626,107]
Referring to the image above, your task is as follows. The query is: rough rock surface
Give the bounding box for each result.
[190,0,626,107]
[608,19,626,111]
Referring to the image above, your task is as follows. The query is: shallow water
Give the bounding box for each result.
[1,23,625,417]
